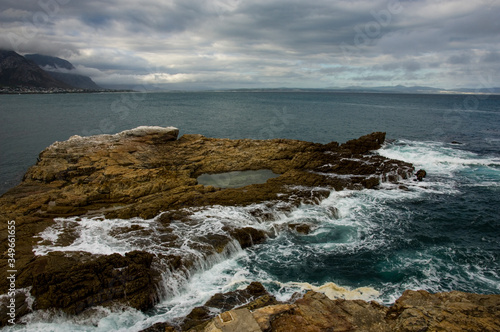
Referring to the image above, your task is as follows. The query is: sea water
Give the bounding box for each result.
[1,92,499,331]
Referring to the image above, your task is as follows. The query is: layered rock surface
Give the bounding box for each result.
[143,286,500,332]
[1,126,419,325]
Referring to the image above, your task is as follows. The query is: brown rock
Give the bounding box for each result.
[140,322,177,332]
[182,282,274,330]
[0,127,415,324]
[247,290,500,332]
[26,251,159,315]
[288,223,313,234]
[387,290,500,332]
[226,227,269,249]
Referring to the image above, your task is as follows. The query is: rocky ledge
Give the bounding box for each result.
[144,282,500,332]
[3,126,491,329]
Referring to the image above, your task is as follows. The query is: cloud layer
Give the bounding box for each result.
[1,0,499,89]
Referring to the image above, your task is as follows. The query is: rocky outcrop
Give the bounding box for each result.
[340,131,386,155]
[0,127,415,325]
[27,251,159,314]
[191,289,500,332]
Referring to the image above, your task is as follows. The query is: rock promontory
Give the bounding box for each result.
[5,125,484,329]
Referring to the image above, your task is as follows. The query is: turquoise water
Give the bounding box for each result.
[1,92,499,331]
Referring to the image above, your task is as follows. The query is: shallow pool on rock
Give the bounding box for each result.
[197,169,279,188]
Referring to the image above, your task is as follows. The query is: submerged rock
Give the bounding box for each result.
[0,126,417,325]
[415,169,427,181]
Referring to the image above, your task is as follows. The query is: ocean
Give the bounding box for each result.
[1,91,499,331]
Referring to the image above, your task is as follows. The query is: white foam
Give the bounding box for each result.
[15,305,148,332]
[378,140,500,176]
[34,217,155,256]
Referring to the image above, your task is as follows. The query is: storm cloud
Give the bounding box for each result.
[1,0,499,89]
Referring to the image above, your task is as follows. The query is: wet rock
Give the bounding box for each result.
[340,132,386,155]
[415,169,427,181]
[27,251,159,315]
[0,127,415,323]
[205,282,269,312]
[182,306,213,331]
[182,282,274,331]
[288,223,313,234]
[226,227,269,249]
[0,290,32,326]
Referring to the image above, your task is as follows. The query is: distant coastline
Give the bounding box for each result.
[0,86,136,94]
[2,85,499,96]
[209,86,500,95]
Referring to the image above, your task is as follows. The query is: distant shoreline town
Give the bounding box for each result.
[0,86,134,94]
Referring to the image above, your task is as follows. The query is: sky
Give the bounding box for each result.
[1,0,499,90]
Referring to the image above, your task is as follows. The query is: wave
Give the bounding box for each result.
[378,139,500,175]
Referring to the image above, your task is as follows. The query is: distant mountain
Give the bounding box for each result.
[24,53,75,70]
[43,71,102,90]
[25,53,102,90]
[0,50,71,89]
[334,85,445,94]
[455,87,500,94]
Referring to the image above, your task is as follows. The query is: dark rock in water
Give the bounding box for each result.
[288,223,313,234]
[225,227,269,249]
[451,141,463,145]
[415,169,427,181]
[340,132,386,155]
[0,127,416,324]
[204,282,269,312]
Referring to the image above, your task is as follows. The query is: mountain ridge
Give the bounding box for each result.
[0,50,72,89]
[0,50,102,90]
[24,53,102,90]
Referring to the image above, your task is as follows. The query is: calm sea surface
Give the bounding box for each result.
[1,91,499,331]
